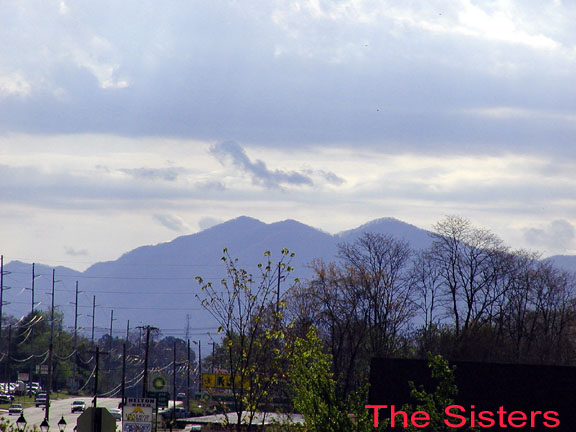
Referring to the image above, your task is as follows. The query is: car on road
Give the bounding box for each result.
[8,404,23,415]
[35,396,47,407]
[71,400,87,413]
[107,408,122,421]
[176,392,186,401]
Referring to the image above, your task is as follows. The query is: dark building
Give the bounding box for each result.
[369,358,576,431]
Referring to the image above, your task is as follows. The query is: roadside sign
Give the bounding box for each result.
[148,372,168,392]
[77,407,116,432]
[125,397,157,409]
[202,373,249,390]
[147,391,170,408]
[202,373,216,389]
[36,365,49,375]
[123,398,156,432]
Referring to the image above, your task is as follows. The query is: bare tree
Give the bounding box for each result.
[286,233,416,395]
[531,263,576,364]
[338,232,415,358]
[410,250,445,354]
[429,216,510,341]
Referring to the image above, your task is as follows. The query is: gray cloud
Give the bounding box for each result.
[153,214,188,232]
[0,164,225,210]
[304,169,346,186]
[0,2,575,159]
[210,141,314,189]
[64,247,89,257]
[524,220,576,252]
[120,167,185,182]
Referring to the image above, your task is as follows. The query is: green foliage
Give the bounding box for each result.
[287,326,375,432]
[7,310,93,392]
[402,354,477,432]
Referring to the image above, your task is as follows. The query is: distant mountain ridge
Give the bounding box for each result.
[2,216,574,345]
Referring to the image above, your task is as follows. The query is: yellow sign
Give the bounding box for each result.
[202,373,216,389]
[202,373,249,389]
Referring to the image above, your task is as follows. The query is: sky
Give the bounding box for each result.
[1,0,576,271]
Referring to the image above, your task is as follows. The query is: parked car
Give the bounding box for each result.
[71,400,86,413]
[176,392,186,401]
[9,404,23,415]
[159,407,188,420]
[107,408,122,421]
[0,393,14,404]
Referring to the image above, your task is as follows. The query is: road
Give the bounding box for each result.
[1,397,122,431]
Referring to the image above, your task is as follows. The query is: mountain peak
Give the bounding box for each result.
[209,215,265,230]
[337,217,433,249]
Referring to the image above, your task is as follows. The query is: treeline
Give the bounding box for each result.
[0,311,195,397]
[284,215,576,397]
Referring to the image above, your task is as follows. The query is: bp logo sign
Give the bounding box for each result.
[149,373,167,392]
[152,376,166,390]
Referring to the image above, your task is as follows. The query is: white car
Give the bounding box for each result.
[71,400,86,413]
[9,404,23,415]
[107,408,122,421]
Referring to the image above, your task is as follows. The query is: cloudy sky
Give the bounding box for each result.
[1,0,575,270]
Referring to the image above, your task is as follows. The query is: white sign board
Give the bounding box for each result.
[122,398,156,432]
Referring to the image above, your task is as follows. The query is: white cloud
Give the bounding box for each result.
[0,1,575,268]
[524,220,576,254]
[0,73,31,97]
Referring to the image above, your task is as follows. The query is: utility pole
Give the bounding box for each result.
[121,343,126,407]
[1,255,5,344]
[139,325,158,397]
[171,341,177,432]
[277,263,281,315]
[89,346,109,407]
[45,269,56,422]
[74,282,79,350]
[108,310,115,393]
[126,320,130,343]
[187,340,191,414]
[109,310,115,349]
[71,281,81,391]
[91,295,96,345]
[209,342,215,373]
[143,327,150,398]
[31,263,36,314]
[4,325,12,395]
[94,347,100,406]
[197,340,202,394]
